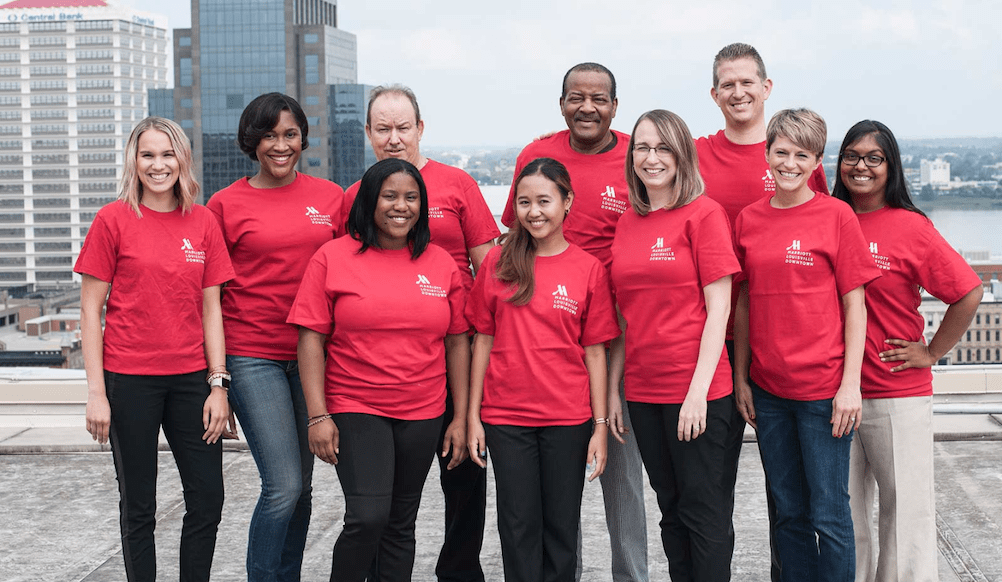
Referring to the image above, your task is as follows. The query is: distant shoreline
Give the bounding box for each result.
[917,197,1002,211]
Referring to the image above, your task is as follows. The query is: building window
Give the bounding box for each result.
[178,36,191,47]
[966,331,971,341]
[181,98,193,108]
[304,33,318,44]
[967,349,972,361]
[306,96,319,106]
[976,331,981,342]
[305,54,319,85]
[307,158,322,167]
[227,94,243,109]
[180,57,192,87]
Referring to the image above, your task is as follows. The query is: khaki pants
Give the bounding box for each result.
[849,396,937,582]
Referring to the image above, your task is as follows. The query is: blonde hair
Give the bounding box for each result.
[766,108,827,158]
[119,117,200,217]
[625,110,704,215]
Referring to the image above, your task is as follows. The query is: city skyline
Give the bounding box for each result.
[123,0,1002,147]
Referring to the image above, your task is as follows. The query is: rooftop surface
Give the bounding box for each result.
[2,410,1001,581]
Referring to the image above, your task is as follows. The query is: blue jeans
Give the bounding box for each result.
[752,383,855,582]
[227,355,314,582]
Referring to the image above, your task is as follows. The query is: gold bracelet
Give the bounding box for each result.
[307,415,332,428]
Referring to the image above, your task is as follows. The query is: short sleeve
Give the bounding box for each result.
[732,210,748,284]
[580,262,620,347]
[834,207,881,296]
[287,246,335,335]
[914,225,983,304]
[460,178,502,248]
[692,203,740,287]
[447,262,470,335]
[200,212,235,288]
[465,248,500,335]
[74,209,118,283]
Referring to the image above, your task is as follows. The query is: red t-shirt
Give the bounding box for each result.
[856,207,982,398]
[734,193,881,401]
[501,130,632,270]
[696,130,829,339]
[343,159,500,292]
[207,172,345,359]
[466,244,620,426]
[287,236,468,421]
[610,196,739,404]
[74,201,235,375]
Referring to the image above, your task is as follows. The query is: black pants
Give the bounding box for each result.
[436,389,487,582]
[629,396,741,582]
[105,370,224,582]
[331,412,443,582]
[485,421,591,582]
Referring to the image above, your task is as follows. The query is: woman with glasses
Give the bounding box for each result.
[832,120,982,582]
[609,110,741,581]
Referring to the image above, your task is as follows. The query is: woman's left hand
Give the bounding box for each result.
[831,383,861,438]
[879,338,937,372]
[677,394,707,442]
[202,387,230,445]
[442,417,469,470]
[586,424,608,482]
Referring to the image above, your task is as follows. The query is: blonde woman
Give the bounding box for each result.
[77,117,236,582]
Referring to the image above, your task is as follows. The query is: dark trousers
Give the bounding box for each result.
[436,389,487,582]
[725,339,780,582]
[105,370,224,582]
[485,421,591,582]
[629,396,740,582]
[331,412,443,582]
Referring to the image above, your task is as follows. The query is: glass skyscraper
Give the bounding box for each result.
[174,0,364,200]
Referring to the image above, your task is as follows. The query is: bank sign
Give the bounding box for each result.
[4,8,162,28]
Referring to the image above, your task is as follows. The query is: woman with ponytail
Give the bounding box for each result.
[466,157,620,582]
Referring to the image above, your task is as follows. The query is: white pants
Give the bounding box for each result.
[849,395,937,582]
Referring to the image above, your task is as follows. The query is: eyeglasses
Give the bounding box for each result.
[633,144,673,159]
[840,152,885,168]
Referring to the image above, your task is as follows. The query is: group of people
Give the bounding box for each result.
[77,40,982,582]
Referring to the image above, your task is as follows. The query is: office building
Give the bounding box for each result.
[0,0,168,288]
[172,0,366,199]
[921,158,951,186]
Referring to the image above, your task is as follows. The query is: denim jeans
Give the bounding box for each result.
[105,370,223,582]
[227,356,314,582]
[752,382,855,582]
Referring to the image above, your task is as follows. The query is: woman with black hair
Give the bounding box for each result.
[833,120,982,582]
[289,158,471,582]
[207,92,345,581]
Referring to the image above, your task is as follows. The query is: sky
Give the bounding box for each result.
[122,0,1002,148]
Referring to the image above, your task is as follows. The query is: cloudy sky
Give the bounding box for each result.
[125,0,1001,148]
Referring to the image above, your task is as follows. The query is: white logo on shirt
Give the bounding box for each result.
[762,169,776,193]
[784,239,814,267]
[305,206,332,227]
[551,284,579,315]
[649,237,675,261]
[428,206,444,219]
[416,274,446,298]
[181,237,205,264]
[600,185,628,214]
[869,241,891,271]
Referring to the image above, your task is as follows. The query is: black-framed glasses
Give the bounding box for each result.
[840,152,885,168]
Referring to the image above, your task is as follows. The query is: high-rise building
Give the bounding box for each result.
[921,158,951,186]
[0,0,168,289]
[173,0,364,200]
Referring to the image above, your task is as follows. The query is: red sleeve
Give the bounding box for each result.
[732,210,748,285]
[341,181,360,236]
[915,224,983,303]
[692,203,740,286]
[73,208,117,283]
[465,247,500,335]
[810,165,829,195]
[447,261,470,335]
[286,246,335,335]
[460,177,502,248]
[580,262,620,347]
[834,207,881,296]
[200,211,235,288]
